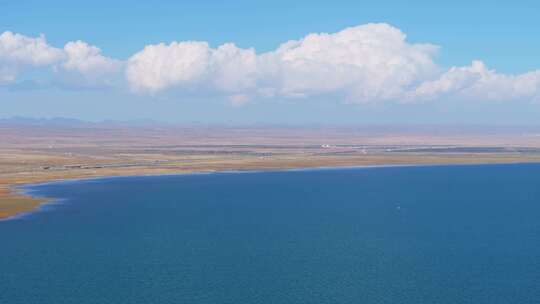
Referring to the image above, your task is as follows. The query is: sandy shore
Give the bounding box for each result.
[3,123,540,220]
[3,154,540,220]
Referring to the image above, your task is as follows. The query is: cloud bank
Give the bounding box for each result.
[2,23,540,104]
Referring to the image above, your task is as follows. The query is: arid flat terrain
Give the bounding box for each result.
[2,120,540,219]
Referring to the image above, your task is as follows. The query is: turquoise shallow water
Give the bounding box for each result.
[1,164,540,303]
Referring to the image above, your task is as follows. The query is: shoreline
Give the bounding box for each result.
[2,160,540,221]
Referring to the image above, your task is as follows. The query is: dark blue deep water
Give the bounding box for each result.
[2,164,540,303]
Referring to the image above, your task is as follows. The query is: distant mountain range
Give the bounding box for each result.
[2,117,540,135]
[0,117,167,127]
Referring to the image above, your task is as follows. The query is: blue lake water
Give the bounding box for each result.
[1,164,540,303]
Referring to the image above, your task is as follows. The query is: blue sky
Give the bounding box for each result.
[1,0,540,124]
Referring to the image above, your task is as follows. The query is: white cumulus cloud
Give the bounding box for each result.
[0,31,65,66]
[63,41,120,74]
[60,41,122,88]
[125,23,440,103]
[2,24,540,105]
[209,43,258,93]
[0,31,119,87]
[263,23,439,102]
[126,41,259,95]
[126,41,212,92]
[411,60,540,102]
[0,31,65,84]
